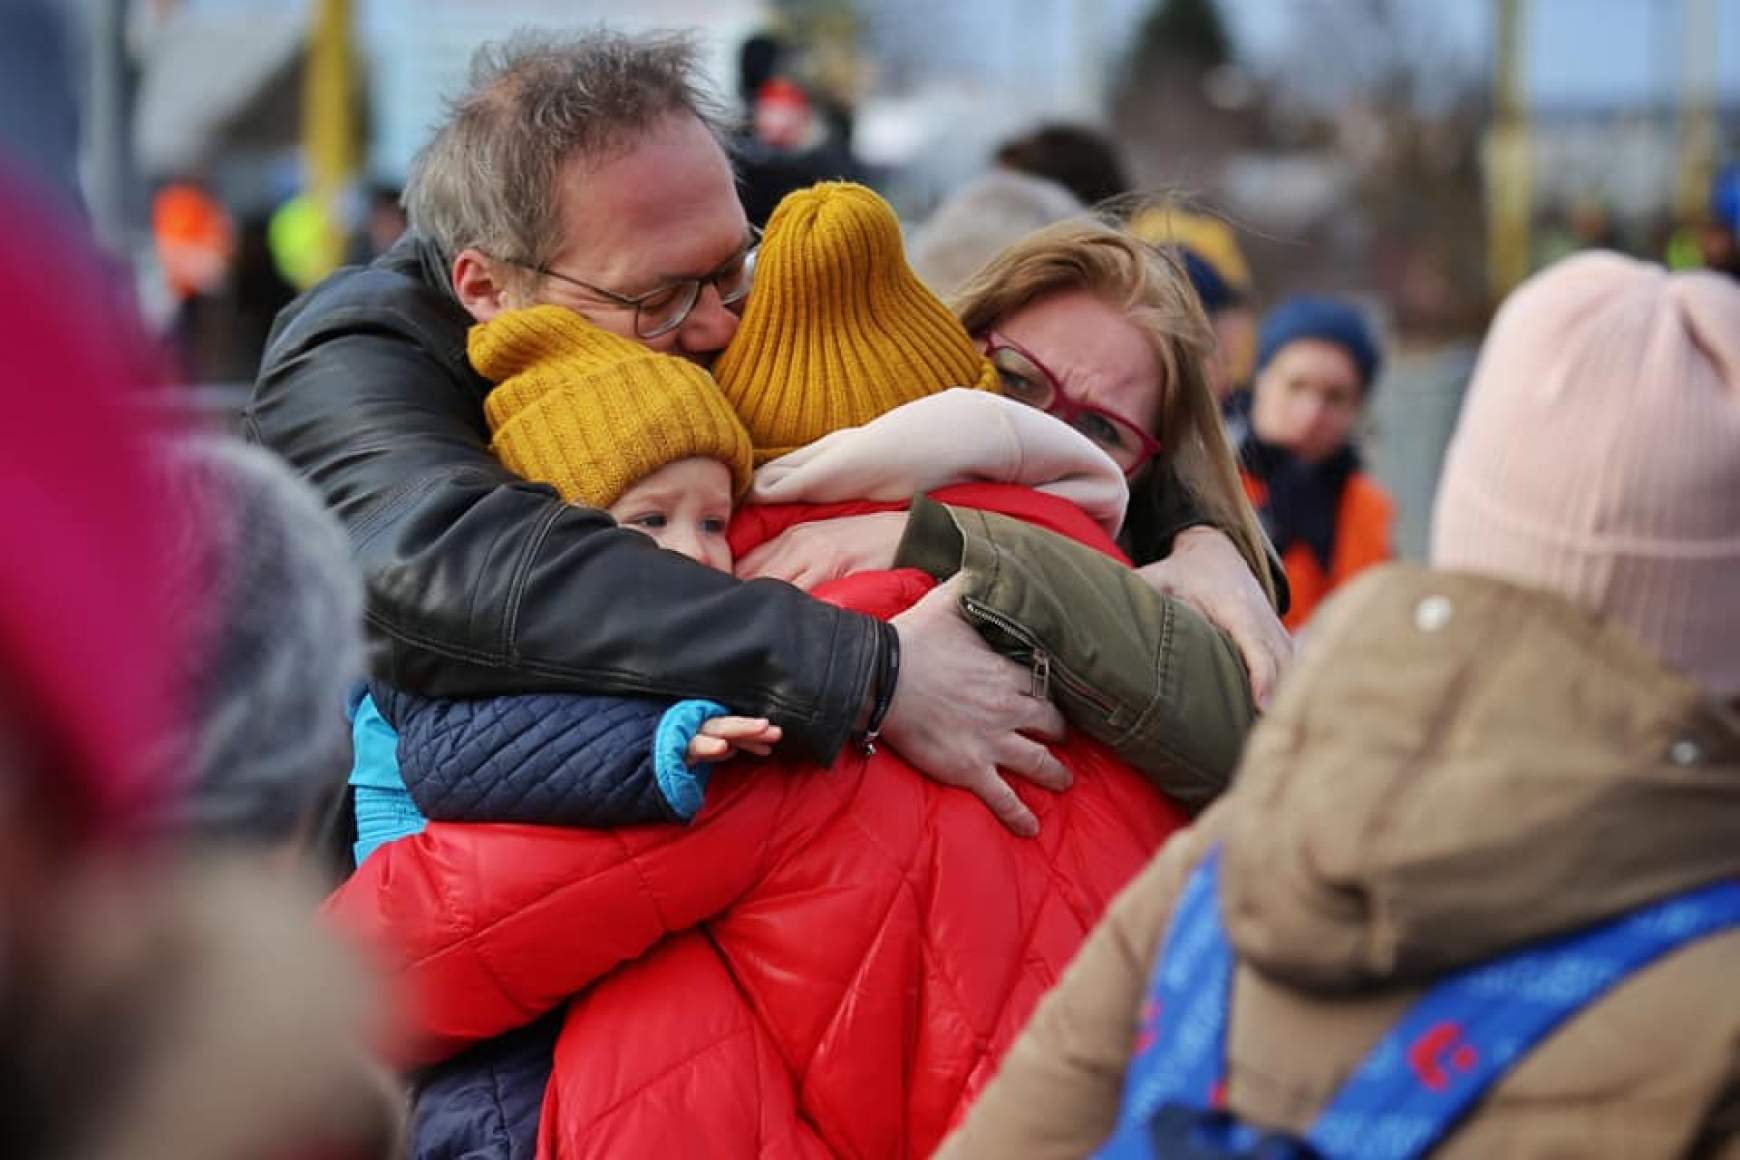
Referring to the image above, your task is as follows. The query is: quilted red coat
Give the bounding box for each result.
[328,484,1191,1158]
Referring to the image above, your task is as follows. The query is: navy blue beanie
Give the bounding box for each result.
[1255,296,1381,392]
[1179,247,1239,314]
[1713,163,1740,233]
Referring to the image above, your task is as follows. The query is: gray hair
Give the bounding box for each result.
[149,434,365,847]
[909,170,1085,297]
[404,28,731,275]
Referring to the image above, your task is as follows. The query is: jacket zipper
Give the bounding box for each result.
[959,597,1119,716]
[1031,651,1051,701]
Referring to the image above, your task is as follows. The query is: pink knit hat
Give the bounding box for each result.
[1431,251,1740,697]
[0,176,178,846]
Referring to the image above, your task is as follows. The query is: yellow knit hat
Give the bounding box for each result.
[1128,207,1252,293]
[713,181,1000,463]
[471,305,754,510]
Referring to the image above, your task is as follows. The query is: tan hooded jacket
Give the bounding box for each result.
[938,565,1740,1159]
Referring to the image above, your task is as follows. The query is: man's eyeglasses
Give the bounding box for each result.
[516,225,761,340]
[983,331,1163,475]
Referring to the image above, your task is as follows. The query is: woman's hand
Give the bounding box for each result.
[1139,527,1294,710]
[884,577,1071,838]
[734,512,909,589]
[686,717,784,765]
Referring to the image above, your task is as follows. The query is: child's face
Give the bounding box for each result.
[607,457,734,572]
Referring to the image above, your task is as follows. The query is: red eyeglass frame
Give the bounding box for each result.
[982,330,1164,476]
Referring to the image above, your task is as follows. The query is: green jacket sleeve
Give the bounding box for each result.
[896,496,1255,809]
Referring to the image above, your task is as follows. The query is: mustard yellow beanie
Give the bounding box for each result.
[713,181,1000,462]
[471,305,754,510]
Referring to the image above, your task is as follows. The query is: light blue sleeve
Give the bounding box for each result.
[652,699,731,821]
[348,692,426,866]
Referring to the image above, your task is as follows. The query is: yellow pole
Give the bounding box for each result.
[1676,0,1719,223]
[1486,0,1532,301]
[303,0,356,280]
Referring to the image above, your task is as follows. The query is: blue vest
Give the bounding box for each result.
[1097,848,1740,1160]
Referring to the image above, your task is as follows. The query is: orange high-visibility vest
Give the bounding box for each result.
[1242,469,1395,632]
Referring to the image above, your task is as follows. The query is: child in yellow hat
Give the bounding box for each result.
[473,303,757,572]
[347,306,782,866]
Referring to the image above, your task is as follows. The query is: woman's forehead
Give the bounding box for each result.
[998,290,1163,419]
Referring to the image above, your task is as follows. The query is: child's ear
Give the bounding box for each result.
[452,249,515,322]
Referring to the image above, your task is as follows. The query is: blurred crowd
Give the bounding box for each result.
[1,11,1738,1160]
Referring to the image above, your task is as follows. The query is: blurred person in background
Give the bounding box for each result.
[1129,208,1260,406]
[226,213,301,381]
[1700,162,1740,279]
[938,250,1740,1160]
[730,31,868,229]
[154,181,235,380]
[359,184,408,262]
[150,433,369,860]
[0,172,397,1160]
[1178,246,1251,403]
[952,218,1294,701]
[156,190,299,384]
[996,122,1132,209]
[908,168,1084,297]
[1229,296,1393,631]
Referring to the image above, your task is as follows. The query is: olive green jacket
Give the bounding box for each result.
[897,496,1256,810]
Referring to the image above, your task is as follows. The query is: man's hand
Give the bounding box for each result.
[686,717,784,765]
[1138,526,1294,710]
[882,577,1071,837]
[735,512,908,590]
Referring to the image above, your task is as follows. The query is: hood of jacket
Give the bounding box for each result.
[749,389,1130,537]
[1219,564,1740,993]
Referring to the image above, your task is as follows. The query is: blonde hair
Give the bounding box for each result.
[951,218,1276,607]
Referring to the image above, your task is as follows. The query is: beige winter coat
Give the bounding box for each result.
[938,565,1740,1159]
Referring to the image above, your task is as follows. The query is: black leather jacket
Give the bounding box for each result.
[246,234,886,764]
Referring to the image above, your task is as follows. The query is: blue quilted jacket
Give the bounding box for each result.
[349,685,727,865]
[385,684,722,821]
[410,1011,558,1160]
[350,684,727,1159]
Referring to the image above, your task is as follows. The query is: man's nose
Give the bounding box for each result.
[675,283,741,359]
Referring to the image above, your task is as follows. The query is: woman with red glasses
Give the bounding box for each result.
[953,219,1283,626]
[743,214,1291,704]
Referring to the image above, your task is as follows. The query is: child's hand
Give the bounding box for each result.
[685,717,784,765]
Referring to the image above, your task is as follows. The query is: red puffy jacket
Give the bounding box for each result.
[328,484,1190,1158]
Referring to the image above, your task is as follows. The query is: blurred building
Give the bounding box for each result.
[853,0,1151,215]
[1530,103,1740,231]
